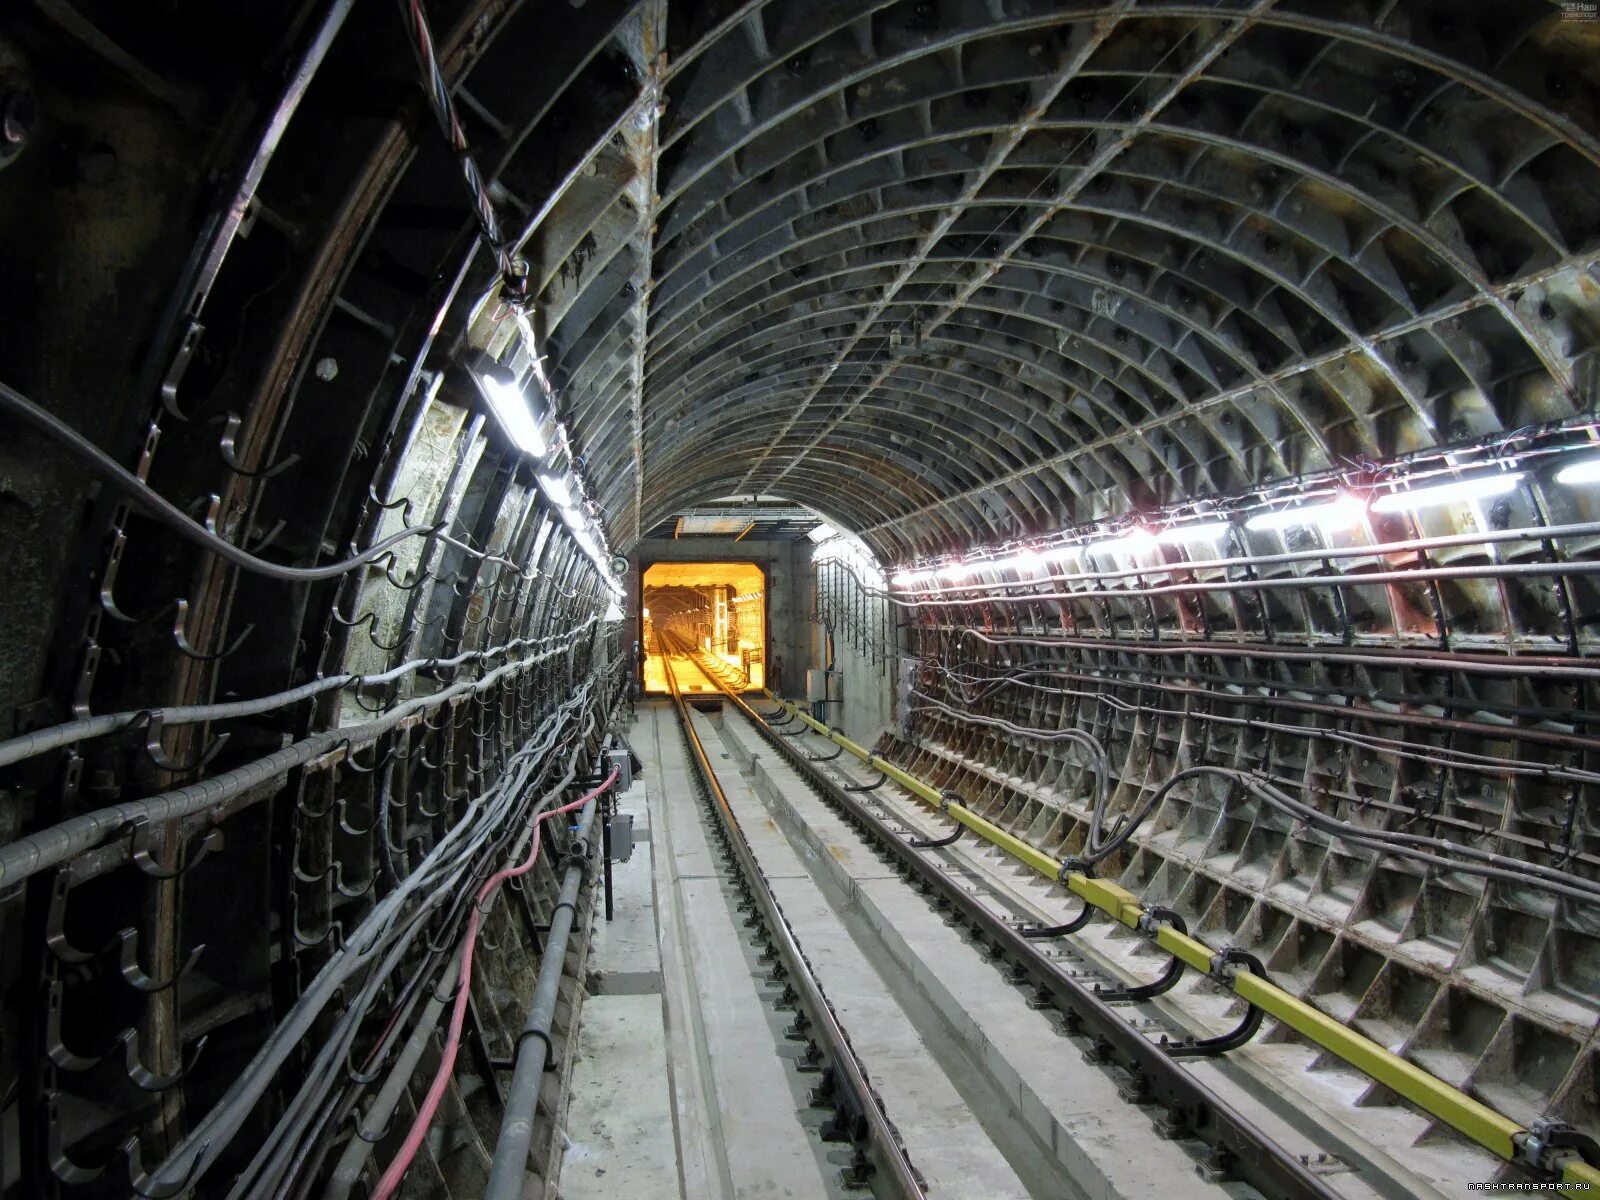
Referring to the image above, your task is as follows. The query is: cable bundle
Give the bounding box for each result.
[401,0,529,308]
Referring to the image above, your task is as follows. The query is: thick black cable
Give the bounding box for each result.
[906,694,1600,903]
[398,0,527,305]
[0,378,441,580]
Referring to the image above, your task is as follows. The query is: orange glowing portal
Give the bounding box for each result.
[641,561,765,694]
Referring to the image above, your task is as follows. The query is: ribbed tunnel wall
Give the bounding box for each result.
[2,0,1600,1195]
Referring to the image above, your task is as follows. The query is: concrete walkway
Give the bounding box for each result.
[558,702,837,1200]
[557,737,679,1200]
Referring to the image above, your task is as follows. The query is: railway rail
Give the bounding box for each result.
[660,629,1600,1200]
[654,630,1354,1199]
[659,640,929,1198]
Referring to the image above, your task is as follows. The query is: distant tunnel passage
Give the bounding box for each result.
[642,560,765,694]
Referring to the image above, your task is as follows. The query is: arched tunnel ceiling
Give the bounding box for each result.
[522,0,1600,563]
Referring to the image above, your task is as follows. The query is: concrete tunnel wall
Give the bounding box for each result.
[812,614,897,744]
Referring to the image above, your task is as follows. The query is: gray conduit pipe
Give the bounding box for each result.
[483,794,601,1200]
[324,957,462,1200]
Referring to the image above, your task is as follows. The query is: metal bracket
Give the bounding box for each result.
[1056,856,1093,886]
[1517,1118,1600,1176]
[159,320,204,419]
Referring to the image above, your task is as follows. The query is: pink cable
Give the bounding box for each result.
[371,767,619,1199]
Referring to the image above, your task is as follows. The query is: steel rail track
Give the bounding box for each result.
[671,640,1347,1200]
[659,645,928,1199]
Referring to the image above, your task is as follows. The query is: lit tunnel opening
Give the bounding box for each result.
[641,561,766,694]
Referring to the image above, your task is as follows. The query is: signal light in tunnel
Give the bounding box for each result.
[1369,472,1523,514]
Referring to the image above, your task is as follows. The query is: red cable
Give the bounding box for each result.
[371,767,619,1199]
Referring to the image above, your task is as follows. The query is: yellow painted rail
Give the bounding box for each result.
[763,690,1600,1197]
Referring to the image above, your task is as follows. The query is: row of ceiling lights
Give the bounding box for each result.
[475,345,623,597]
[889,456,1600,588]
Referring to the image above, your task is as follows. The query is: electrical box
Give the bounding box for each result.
[805,668,829,703]
[897,657,917,739]
[606,813,635,863]
[605,747,633,793]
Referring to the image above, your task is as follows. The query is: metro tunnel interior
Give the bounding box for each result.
[3,1,1600,1197]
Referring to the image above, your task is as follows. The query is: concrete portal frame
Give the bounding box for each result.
[630,536,814,701]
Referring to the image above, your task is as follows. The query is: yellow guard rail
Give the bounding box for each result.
[760,688,1600,1197]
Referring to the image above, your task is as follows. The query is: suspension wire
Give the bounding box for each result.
[399,0,529,307]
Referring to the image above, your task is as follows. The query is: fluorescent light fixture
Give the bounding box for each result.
[1040,543,1080,562]
[1555,457,1600,487]
[642,607,651,619]
[940,562,971,581]
[1245,495,1365,532]
[1369,472,1523,514]
[561,504,586,529]
[808,522,838,543]
[990,550,1044,572]
[1156,521,1230,545]
[1089,528,1157,554]
[478,370,546,457]
[539,473,573,508]
[574,527,599,557]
